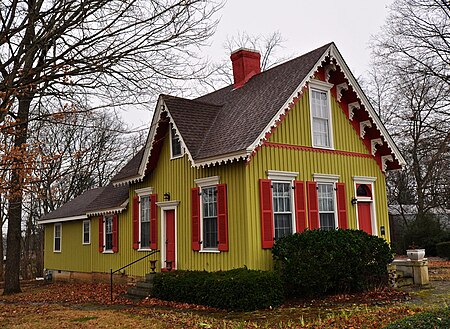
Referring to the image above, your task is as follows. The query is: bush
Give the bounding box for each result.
[436,241,450,259]
[151,268,284,311]
[383,308,450,329]
[272,229,393,297]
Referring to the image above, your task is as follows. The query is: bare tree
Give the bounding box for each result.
[0,0,222,294]
[369,0,450,231]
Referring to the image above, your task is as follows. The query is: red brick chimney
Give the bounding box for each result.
[230,48,261,89]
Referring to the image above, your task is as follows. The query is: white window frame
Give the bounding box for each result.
[195,176,220,253]
[309,79,334,149]
[170,123,184,159]
[135,187,154,251]
[313,173,339,230]
[82,220,90,245]
[103,215,114,253]
[267,170,298,239]
[54,223,62,252]
[353,176,378,235]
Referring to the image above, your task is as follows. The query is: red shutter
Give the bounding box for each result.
[191,187,201,251]
[294,180,307,232]
[132,195,139,249]
[259,179,274,249]
[217,184,229,251]
[98,216,104,252]
[150,194,158,249]
[307,181,319,230]
[336,182,348,229]
[112,214,119,253]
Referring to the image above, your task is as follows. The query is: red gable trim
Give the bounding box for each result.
[263,142,373,159]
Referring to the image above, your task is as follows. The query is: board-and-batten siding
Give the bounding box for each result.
[244,89,389,270]
[44,83,390,276]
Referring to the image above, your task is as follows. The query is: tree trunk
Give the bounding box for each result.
[4,96,31,295]
[0,226,3,282]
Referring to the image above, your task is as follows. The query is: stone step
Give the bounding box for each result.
[136,281,153,289]
[121,293,145,302]
[397,277,414,287]
[127,287,152,298]
[145,273,157,282]
[396,270,405,278]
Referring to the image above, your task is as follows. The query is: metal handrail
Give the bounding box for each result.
[110,249,159,302]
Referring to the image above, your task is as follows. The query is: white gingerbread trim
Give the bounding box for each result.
[381,155,394,172]
[360,120,372,138]
[336,82,349,102]
[371,138,383,156]
[348,102,360,121]
[324,63,336,82]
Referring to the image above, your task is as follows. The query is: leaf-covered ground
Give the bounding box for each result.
[0,260,448,328]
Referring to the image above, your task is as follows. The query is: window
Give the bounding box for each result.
[309,80,333,148]
[54,223,61,252]
[317,183,336,230]
[82,220,90,244]
[140,195,151,249]
[272,182,293,239]
[104,215,113,251]
[202,186,218,249]
[192,176,228,252]
[170,123,183,158]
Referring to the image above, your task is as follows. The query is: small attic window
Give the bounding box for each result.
[170,123,183,159]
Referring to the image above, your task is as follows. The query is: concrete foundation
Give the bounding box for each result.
[47,269,137,284]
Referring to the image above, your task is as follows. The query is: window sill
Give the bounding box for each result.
[312,145,334,150]
[53,250,61,253]
[170,153,184,160]
[138,248,152,252]
[82,243,91,245]
[102,250,114,254]
[199,249,220,253]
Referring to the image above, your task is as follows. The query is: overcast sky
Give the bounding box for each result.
[125,0,394,128]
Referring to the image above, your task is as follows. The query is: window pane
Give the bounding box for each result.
[274,214,292,239]
[311,89,330,147]
[105,216,113,250]
[141,222,150,248]
[55,238,61,251]
[83,221,90,244]
[171,125,182,157]
[203,216,218,248]
[320,213,335,231]
[202,187,218,249]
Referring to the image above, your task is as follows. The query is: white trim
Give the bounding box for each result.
[267,170,299,181]
[352,176,377,183]
[199,185,219,252]
[309,79,335,150]
[53,223,62,253]
[194,151,248,168]
[271,180,297,236]
[103,215,114,252]
[371,138,383,156]
[82,220,91,245]
[135,187,154,196]
[313,173,340,183]
[336,83,349,102]
[353,178,378,236]
[86,205,127,217]
[194,176,220,187]
[158,201,179,270]
[38,214,87,225]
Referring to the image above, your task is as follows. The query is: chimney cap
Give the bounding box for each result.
[230,48,261,56]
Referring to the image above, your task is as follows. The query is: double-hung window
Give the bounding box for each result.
[54,223,61,252]
[104,215,113,251]
[192,176,228,252]
[140,195,151,249]
[82,220,90,244]
[309,80,334,148]
[317,183,336,230]
[202,186,218,249]
[272,182,294,240]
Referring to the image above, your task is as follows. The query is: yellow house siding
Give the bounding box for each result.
[268,88,370,155]
[44,221,92,273]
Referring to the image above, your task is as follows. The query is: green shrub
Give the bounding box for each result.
[383,308,450,329]
[152,268,284,311]
[272,229,393,297]
[436,241,450,259]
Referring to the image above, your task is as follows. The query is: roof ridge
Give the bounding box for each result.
[161,94,223,109]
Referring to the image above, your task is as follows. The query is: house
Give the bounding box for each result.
[38,43,405,280]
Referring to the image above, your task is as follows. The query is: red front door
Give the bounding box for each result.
[165,210,176,269]
[357,202,372,234]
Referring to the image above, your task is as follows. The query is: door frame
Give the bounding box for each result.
[353,176,378,236]
[156,200,179,270]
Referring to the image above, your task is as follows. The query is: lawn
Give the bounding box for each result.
[0,260,448,329]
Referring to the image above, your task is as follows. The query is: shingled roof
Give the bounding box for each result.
[39,184,129,223]
[111,42,405,185]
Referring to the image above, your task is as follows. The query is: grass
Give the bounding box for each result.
[0,260,448,328]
